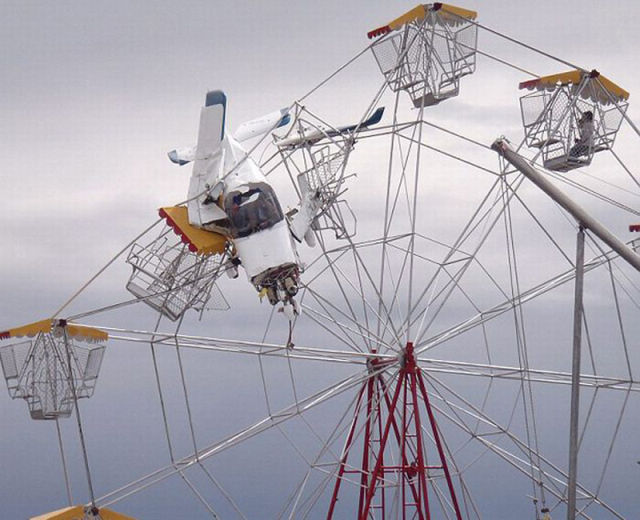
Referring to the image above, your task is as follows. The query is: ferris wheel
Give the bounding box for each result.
[2,3,639,520]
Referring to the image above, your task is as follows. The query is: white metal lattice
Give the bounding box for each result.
[126,232,229,321]
[371,10,477,108]
[0,333,104,420]
[520,76,627,172]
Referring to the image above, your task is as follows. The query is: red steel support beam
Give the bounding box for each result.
[328,342,463,519]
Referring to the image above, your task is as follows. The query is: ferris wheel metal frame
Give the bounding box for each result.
[3,4,640,520]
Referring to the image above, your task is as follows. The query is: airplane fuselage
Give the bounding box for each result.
[191,133,300,305]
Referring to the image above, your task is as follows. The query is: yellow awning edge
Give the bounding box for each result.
[388,5,427,32]
[368,3,477,39]
[30,506,84,520]
[65,323,109,343]
[519,70,629,104]
[95,508,137,520]
[0,319,52,340]
[30,505,136,520]
[437,3,478,24]
[159,206,227,256]
[0,319,108,343]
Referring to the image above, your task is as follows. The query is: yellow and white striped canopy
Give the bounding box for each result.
[0,319,108,343]
[519,70,629,105]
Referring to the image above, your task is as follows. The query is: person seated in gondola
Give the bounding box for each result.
[569,110,594,158]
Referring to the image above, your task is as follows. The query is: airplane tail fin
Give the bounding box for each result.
[168,95,291,165]
[197,90,227,156]
[167,90,227,166]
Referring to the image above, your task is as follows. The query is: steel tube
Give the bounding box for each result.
[567,228,585,520]
[491,138,640,272]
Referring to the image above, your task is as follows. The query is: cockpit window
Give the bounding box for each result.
[224,182,284,238]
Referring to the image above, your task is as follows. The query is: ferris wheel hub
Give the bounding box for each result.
[400,341,417,370]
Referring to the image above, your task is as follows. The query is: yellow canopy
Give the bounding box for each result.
[159,206,227,256]
[30,506,136,520]
[435,3,478,25]
[368,3,477,38]
[386,4,427,32]
[0,320,108,343]
[30,506,84,520]
[519,70,629,104]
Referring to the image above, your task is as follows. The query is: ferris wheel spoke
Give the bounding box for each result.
[409,176,533,343]
[101,326,388,365]
[97,366,375,509]
[269,362,387,517]
[414,245,622,356]
[376,89,404,345]
[313,234,385,347]
[500,172,548,502]
[399,179,510,343]
[272,419,341,516]
[415,356,640,392]
[426,375,546,504]
[429,404,603,519]
[348,246,374,352]
[605,261,635,380]
[308,234,415,349]
[302,289,370,353]
[382,110,420,238]
[374,246,411,349]
[295,366,407,518]
[302,288,397,353]
[401,250,479,346]
[425,373,628,519]
[315,236,409,352]
[590,388,632,499]
[310,247,400,345]
[343,240,410,348]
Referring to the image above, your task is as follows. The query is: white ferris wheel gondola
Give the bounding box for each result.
[519,69,629,172]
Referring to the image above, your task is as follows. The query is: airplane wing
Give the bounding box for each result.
[276,107,385,148]
[328,106,385,137]
[234,108,290,142]
[187,90,228,227]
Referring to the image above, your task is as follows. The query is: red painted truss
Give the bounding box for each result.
[327,343,463,520]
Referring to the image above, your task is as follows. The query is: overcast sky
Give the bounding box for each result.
[1,1,640,519]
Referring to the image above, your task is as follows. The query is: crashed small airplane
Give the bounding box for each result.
[162,90,383,319]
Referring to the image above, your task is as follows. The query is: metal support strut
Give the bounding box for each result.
[327,343,462,519]
[61,324,97,511]
[567,227,585,520]
[490,139,639,518]
[491,138,640,273]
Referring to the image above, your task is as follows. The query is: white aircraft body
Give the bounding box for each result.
[168,90,383,316]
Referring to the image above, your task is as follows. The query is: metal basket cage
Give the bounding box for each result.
[520,83,628,172]
[301,144,351,203]
[126,232,229,321]
[371,13,477,108]
[287,137,357,240]
[0,334,105,420]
